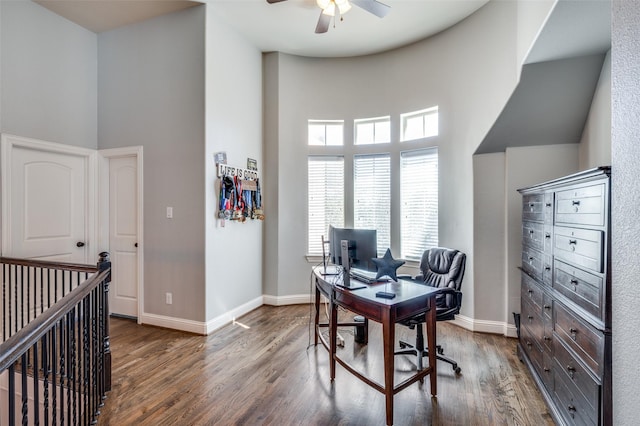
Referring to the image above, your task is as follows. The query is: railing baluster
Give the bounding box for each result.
[43,332,50,425]
[33,340,40,426]
[21,352,28,426]
[9,363,16,425]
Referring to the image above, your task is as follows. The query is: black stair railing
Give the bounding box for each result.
[0,253,112,425]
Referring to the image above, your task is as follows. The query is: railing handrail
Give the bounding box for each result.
[0,268,110,372]
[0,256,99,274]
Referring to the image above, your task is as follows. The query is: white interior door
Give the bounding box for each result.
[1,135,94,263]
[108,156,139,318]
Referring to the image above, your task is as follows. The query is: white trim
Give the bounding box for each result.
[205,296,264,335]
[140,312,207,335]
[1,134,98,262]
[450,314,519,338]
[99,146,144,324]
[263,294,313,306]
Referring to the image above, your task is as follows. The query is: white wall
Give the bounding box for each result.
[504,144,578,324]
[0,0,97,148]
[473,152,506,323]
[612,1,640,423]
[97,6,207,322]
[579,50,611,169]
[263,1,522,322]
[516,0,556,66]
[204,8,264,322]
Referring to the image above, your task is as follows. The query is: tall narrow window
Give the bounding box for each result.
[308,120,344,146]
[400,148,438,260]
[401,107,439,141]
[308,156,344,254]
[354,116,391,145]
[354,154,390,256]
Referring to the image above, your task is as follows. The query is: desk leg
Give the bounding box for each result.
[314,283,320,346]
[426,301,437,397]
[329,297,337,381]
[382,311,394,426]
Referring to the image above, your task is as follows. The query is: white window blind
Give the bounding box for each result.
[400,148,438,260]
[308,156,345,254]
[354,154,390,257]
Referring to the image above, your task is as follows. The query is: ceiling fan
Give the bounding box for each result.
[266,0,391,34]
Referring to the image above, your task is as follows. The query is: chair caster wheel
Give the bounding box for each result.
[437,347,444,355]
[399,342,407,349]
[454,366,461,375]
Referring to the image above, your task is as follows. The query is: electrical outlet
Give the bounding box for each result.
[166,207,173,219]
[166,292,172,305]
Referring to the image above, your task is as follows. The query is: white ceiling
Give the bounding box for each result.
[34,0,489,58]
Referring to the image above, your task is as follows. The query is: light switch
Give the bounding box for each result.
[166,207,173,219]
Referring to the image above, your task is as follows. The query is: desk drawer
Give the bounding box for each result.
[556,183,605,227]
[523,193,545,222]
[554,260,603,321]
[554,302,604,377]
[554,227,604,273]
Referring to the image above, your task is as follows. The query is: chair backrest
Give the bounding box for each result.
[419,247,466,311]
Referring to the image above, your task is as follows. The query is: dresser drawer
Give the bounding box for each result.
[522,246,544,281]
[523,193,545,222]
[554,337,600,412]
[554,302,604,377]
[522,272,544,309]
[522,298,544,346]
[554,364,598,426]
[523,221,544,251]
[554,260,603,321]
[554,226,604,273]
[556,183,605,227]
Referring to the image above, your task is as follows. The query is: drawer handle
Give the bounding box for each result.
[568,405,577,418]
[545,233,551,239]
[543,335,551,341]
[572,200,581,206]
[545,202,552,207]
[529,203,535,208]
[545,266,551,271]
[544,304,551,310]
[526,341,532,347]
[528,289,534,295]
[569,239,577,245]
[529,257,534,261]
[544,367,551,372]
[529,230,534,234]
[567,365,576,378]
[527,315,534,321]
[569,328,578,340]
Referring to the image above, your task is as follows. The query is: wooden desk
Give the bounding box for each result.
[313,267,439,426]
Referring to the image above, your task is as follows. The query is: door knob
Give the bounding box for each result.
[76,242,85,247]
[135,243,138,247]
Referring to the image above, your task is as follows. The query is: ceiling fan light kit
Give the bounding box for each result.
[268,0,390,34]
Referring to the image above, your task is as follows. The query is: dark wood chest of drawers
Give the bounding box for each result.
[518,167,611,426]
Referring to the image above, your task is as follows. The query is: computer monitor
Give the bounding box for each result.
[328,226,378,271]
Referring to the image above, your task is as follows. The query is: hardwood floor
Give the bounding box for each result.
[98,304,554,426]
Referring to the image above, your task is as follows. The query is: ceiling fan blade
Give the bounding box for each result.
[351,0,391,18]
[266,0,288,3]
[315,12,331,34]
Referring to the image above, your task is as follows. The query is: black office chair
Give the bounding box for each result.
[396,247,466,374]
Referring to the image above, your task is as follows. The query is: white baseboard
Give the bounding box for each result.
[140,296,264,335]
[140,296,518,338]
[452,314,518,338]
